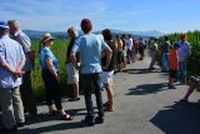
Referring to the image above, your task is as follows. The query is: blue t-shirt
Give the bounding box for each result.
[72,33,108,74]
[178,41,191,62]
[39,47,59,72]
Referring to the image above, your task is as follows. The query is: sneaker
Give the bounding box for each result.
[180,81,186,85]
[17,122,25,127]
[2,126,18,132]
[179,99,188,103]
[173,79,178,83]
[95,116,104,124]
[149,67,155,70]
[30,112,37,116]
[168,85,176,89]
[82,116,95,126]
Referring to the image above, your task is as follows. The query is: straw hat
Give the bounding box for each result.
[40,33,54,44]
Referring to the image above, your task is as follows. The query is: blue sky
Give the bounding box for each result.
[1,0,200,33]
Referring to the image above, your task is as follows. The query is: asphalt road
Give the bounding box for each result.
[1,54,200,134]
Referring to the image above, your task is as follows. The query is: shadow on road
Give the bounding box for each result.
[0,107,97,134]
[121,68,162,74]
[17,121,87,134]
[126,83,168,95]
[25,107,89,125]
[1,107,98,133]
[150,101,200,134]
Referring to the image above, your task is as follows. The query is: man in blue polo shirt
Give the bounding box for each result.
[178,33,191,84]
[0,21,25,132]
[71,19,112,126]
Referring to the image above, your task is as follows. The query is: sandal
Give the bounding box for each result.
[61,114,74,120]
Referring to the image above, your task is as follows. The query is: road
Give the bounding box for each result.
[1,54,200,134]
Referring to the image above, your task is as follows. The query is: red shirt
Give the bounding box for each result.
[169,49,179,70]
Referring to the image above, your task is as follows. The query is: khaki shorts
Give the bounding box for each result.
[66,63,79,84]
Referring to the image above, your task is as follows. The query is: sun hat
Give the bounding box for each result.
[0,21,9,29]
[40,33,54,44]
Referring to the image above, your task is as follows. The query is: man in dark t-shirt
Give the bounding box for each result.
[101,29,117,112]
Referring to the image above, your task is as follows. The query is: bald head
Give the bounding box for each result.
[7,20,20,35]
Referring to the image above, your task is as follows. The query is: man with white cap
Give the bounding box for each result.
[0,21,25,132]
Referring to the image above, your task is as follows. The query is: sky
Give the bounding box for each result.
[1,0,200,33]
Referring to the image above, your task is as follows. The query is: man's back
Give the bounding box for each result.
[73,33,106,74]
[178,41,191,62]
[127,38,133,50]
[116,38,123,52]
[14,31,31,53]
[0,35,24,88]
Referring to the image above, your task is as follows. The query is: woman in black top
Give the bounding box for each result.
[101,29,117,111]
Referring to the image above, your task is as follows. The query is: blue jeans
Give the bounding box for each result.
[162,52,169,71]
[179,61,187,84]
[80,73,104,119]
[127,49,132,63]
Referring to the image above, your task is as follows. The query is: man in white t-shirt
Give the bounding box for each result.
[127,35,133,64]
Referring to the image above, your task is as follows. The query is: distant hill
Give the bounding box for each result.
[108,29,164,37]
[23,29,164,40]
[132,30,164,37]
[23,30,68,40]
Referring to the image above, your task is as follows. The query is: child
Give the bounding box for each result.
[168,43,179,89]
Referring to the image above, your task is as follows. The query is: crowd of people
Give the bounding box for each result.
[0,18,197,132]
[159,34,191,89]
[158,34,200,103]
